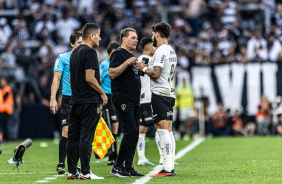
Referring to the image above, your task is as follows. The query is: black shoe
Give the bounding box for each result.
[108,159,116,166]
[172,169,176,176]
[110,165,131,178]
[57,163,65,174]
[125,167,144,177]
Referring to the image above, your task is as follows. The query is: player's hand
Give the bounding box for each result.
[101,93,108,106]
[136,62,148,71]
[50,99,58,114]
[126,57,137,65]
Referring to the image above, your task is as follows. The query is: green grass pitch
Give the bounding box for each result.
[1,137,282,183]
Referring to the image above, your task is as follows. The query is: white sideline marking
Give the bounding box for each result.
[0,172,56,175]
[35,174,65,183]
[35,181,49,183]
[94,158,107,163]
[132,137,205,184]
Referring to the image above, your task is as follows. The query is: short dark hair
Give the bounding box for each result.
[82,23,100,40]
[69,31,82,45]
[151,22,171,38]
[140,37,153,50]
[120,28,136,43]
[107,42,120,55]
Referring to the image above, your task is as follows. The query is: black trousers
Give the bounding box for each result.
[0,112,10,140]
[67,103,100,175]
[114,103,140,168]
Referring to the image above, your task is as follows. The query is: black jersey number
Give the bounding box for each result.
[168,64,175,82]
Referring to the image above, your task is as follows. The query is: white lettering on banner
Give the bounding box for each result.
[262,63,277,102]
[247,63,261,115]
[230,63,245,112]
[215,63,245,113]
[191,67,217,114]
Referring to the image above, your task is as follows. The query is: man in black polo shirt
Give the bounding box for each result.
[67,23,108,180]
[109,28,143,177]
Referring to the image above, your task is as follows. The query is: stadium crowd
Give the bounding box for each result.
[1,0,282,141]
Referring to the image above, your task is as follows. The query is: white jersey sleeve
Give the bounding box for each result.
[150,44,177,98]
[138,55,152,104]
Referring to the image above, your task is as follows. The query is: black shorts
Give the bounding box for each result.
[140,103,154,126]
[102,94,118,124]
[61,95,71,126]
[151,93,175,124]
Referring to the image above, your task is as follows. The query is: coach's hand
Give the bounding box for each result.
[126,57,137,65]
[50,99,58,114]
[101,93,108,106]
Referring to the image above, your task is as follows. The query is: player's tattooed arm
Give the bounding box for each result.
[145,66,162,79]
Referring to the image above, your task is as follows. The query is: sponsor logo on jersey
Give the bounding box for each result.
[145,117,153,121]
[55,58,59,68]
[160,55,167,63]
[62,119,67,124]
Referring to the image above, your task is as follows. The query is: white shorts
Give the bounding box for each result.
[179,107,195,122]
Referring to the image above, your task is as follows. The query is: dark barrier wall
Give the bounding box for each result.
[19,105,53,139]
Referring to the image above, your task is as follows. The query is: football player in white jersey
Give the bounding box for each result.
[136,37,159,166]
[137,22,177,177]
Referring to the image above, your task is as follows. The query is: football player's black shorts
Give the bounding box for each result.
[61,95,71,126]
[139,103,154,126]
[151,93,175,124]
[102,94,118,124]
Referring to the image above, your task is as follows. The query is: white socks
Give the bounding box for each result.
[169,131,175,170]
[157,129,173,172]
[155,131,164,161]
[137,134,146,160]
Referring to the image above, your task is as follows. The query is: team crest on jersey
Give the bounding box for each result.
[121,104,126,110]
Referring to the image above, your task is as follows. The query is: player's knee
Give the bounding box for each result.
[139,126,148,134]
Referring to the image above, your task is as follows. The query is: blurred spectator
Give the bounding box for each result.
[53,38,68,57]
[247,29,267,62]
[13,20,30,40]
[13,39,32,73]
[55,10,80,44]
[216,29,236,63]
[0,77,14,142]
[200,21,216,41]
[176,76,195,139]
[266,32,282,62]
[274,3,282,35]
[218,0,241,29]
[231,110,255,136]
[0,44,16,68]
[256,95,271,135]
[195,32,213,65]
[35,14,56,41]
[0,0,17,9]
[236,45,251,63]
[0,17,12,46]
[212,102,231,136]
[182,0,206,36]
[177,49,190,69]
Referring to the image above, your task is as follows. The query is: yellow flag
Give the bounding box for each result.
[92,117,115,159]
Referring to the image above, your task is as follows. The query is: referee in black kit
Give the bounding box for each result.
[67,23,108,180]
[109,28,143,177]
